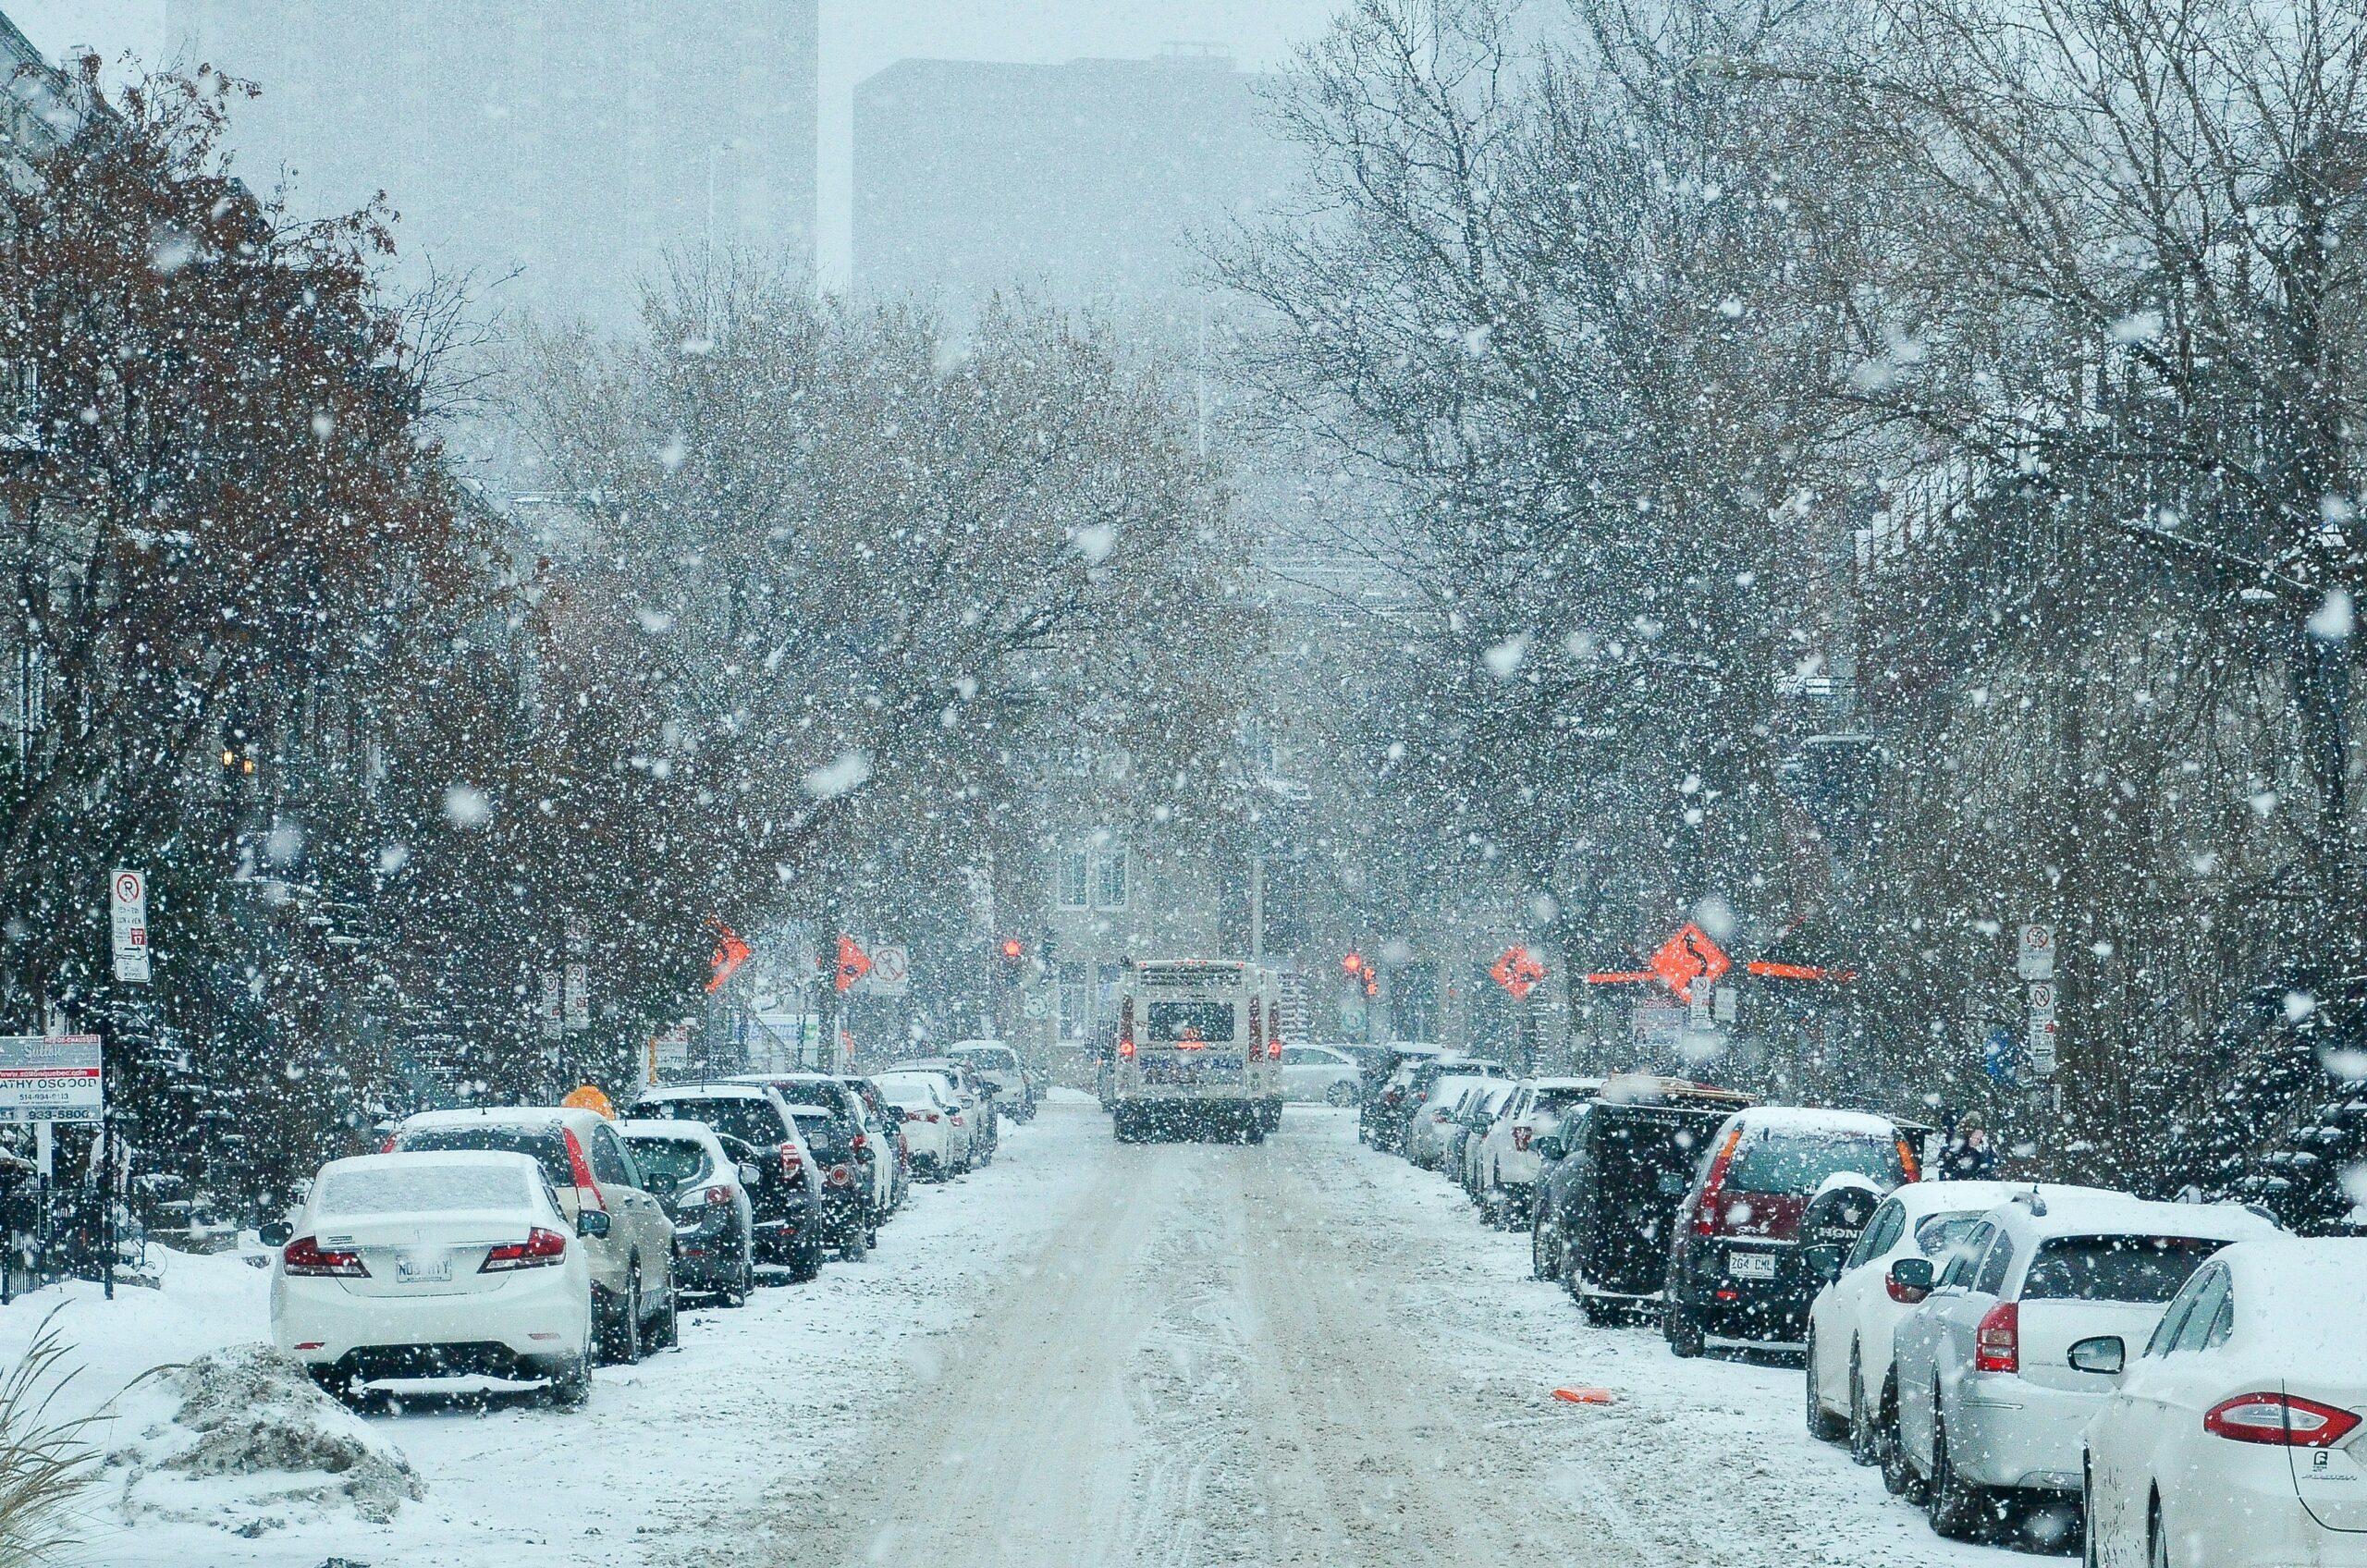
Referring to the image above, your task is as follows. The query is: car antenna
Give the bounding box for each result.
[2011,1186,2047,1218]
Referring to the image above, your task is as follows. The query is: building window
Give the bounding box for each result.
[1093,849,1128,911]
[1058,962,1090,1037]
[1057,851,1090,910]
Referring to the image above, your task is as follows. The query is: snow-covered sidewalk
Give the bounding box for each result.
[14,1097,1097,1568]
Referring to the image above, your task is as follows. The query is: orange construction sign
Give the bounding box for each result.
[705,917,751,994]
[1490,946,1547,1000]
[835,935,872,993]
[1648,924,1730,1002]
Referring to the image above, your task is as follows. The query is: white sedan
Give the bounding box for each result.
[2083,1237,2367,1567]
[1278,1044,1361,1104]
[267,1150,596,1407]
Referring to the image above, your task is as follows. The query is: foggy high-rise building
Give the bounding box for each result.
[852,48,1294,327]
[168,1,818,332]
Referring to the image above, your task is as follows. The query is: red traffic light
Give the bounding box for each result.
[1000,938,1024,961]
[1342,952,1364,974]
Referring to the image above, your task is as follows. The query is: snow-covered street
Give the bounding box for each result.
[19,1096,2017,1566]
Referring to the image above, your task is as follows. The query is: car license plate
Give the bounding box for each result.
[1729,1250,1777,1280]
[396,1253,452,1285]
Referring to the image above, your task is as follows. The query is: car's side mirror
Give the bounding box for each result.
[1887,1256,1934,1304]
[738,1162,765,1189]
[1803,1243,1844,1285]
[577,1209,611,1239]
[2068,1335,2125,1377]
[258,1220,292,1247]
[1534,1134,1565,1163]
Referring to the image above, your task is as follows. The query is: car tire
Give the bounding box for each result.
[1847,1347,1878,1466]
[1879,1379,1918,1499]
[720,1248,753,1308]
[1579,1291,1618,1326]
[651,1262,680,1350]
[788,1223,825,1282]
[604,1265,644,1366]
[1805,1329,1847,1440]
[1530,1212,1553,1280]
[838,1214,870,1262]
[547,1338,592,1411]
[1664,1298,1705,1358]
[1927,1405,1988,1539]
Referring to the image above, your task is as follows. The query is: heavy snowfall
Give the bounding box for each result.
[0,0,2361,1563]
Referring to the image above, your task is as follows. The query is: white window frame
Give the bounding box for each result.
[1093,848,1128,911]
[1057,851,1090,910]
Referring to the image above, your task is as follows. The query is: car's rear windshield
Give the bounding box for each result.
[1726,1130,1905,1194]
[787,1109,852,1156]
[623,1137,711,1191]
[319,1161,534,1216]
[398,1126,571,1190]
[637,1096,785,1150]
[876,1075,943,1102]
[954,1047,1018,1069]
[1147,1000,1235,1041]
[2021,1235,2225,1303]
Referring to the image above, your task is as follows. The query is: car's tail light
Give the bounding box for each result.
[2204,1393,2362,1447]
[1692,1124,1745,1236]
[852,1132,868,1157]
[951,1113,965,1125]
[1513,1126,1532,1152]
[284,1235,369,1278]
[380,1134,398,1154]
[828,1164,853,1188]
[481,1227,568,1272]
[562,1129,605,1211]
[779,1144,803,1182]
[1974,1301,2019,1374]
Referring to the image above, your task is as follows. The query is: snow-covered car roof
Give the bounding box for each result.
[1885,1180,2105,1218]
[1725,1107,1905,1139]
[398,1105,602,1133]
[1982,1188,2280,1243]
[616,1118,727,1151]
[308,1150,552,1216]
[2217,1238,2367,1371]
[634,1083,781,1101]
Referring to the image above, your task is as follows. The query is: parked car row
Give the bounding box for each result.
[264,1056,1020,1411]
[1377,1068,2367,1563]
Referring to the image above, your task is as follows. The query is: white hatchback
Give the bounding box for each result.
[877,1070,972,1175]
[2083,1237,2367,1568]
[268,1150,596,1406]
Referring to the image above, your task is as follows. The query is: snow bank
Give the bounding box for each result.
[107,1345,423,1532]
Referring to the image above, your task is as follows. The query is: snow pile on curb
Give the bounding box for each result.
[105,1344,423,1534]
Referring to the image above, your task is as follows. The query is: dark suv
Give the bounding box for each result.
[1662,1107,1918,1354]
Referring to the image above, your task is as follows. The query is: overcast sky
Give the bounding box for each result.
[7,0,1344,287]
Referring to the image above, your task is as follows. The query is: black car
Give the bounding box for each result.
[737,1073,898,1226]
[1530,1078,1755,1324]
[621,1123,758,1306]
[781,1102,875,1260]
[625,1085,827,1281]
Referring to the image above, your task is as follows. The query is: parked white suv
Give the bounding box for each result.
[388,1105,680,1363]
[1804,1179,2071,1476]
[1890,1189,2278,1540]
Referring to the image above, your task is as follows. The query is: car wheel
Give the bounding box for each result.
[1530,1212,1552,1280]
[1879,1379,1917,1499]
[547,1330,593,1410]
[838,1213,870,1262]
[651,1260,680,1350]
[605,1264,644,1366]
[720,1247,752,1308]
[1927,1404,1987,1539]
[789,1224,825,1282]
[1847,1347,1878,1466]
[1805,1329,1847,1440]
[1664,1298,1705,1358]
[1579,1291,1618,1326]
[1326,1081,1356,1107]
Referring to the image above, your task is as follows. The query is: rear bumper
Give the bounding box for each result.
[273,1266,590,1370]
[1944,1376,2100,1489]
[1672,1243,1815,1343]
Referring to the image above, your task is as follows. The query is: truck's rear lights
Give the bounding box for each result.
[284,1236,370,1278]
[1974,1301,2019,1373]
[481,1227,569,1272]
[2204,1392,2362,1447]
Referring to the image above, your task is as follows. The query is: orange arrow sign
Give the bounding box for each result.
[705,917,751,994]
[1490,945,1548,1000]
[1648,924,1730,1002]
[835,935,872,993]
